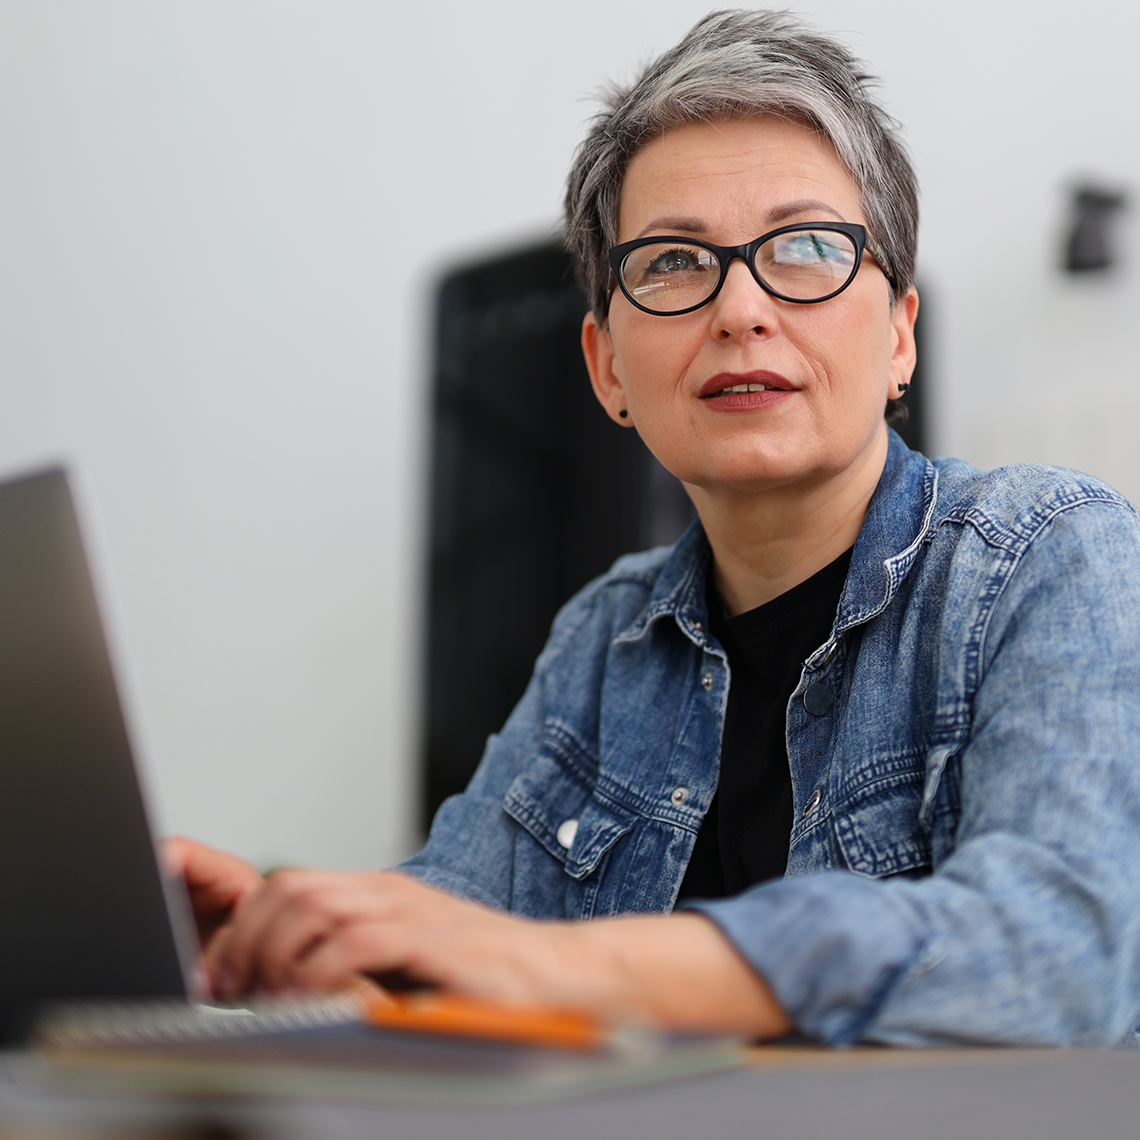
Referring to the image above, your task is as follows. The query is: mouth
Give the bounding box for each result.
[699,370,796,400]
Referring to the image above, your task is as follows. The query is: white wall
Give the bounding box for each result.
[0,1,1135,869]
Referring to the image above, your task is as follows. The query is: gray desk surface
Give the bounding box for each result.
[3,1046,1139,1140]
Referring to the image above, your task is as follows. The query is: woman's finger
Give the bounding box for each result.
[214,870,405,995]
[240,893,340,992]
[162,836,263,944]
[211,869,329,995]
[284,919,417,993]
[250,879,408,991]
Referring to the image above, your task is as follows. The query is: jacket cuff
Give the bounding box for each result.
[686,870,926,1044]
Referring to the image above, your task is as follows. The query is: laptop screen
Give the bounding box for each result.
[0,468,194,1041]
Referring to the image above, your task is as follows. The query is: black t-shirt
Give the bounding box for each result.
[677,547,852,903]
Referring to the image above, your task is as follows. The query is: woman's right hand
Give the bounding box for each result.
[162,836,264,951]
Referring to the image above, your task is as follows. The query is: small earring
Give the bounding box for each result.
[896,383,910,395]
[619,409,628,419]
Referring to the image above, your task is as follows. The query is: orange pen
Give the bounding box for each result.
[362,990,606,1052]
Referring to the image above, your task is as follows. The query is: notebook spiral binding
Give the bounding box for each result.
[34,992,364,1049]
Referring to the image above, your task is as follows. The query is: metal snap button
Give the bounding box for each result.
[701,673,713,691]
[802,788,823,817]
[803,682,835,716]
[692,621,703,632]
[556,819,579,848]
[671,786,688,806]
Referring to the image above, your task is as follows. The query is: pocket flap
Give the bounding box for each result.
[503,733,637,881]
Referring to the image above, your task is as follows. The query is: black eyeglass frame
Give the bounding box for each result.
[607,222,891,316]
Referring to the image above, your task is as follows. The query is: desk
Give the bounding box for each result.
[3,1047,1140,1140]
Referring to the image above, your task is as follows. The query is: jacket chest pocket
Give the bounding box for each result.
[833,753,932,877]
[502,726,637,882]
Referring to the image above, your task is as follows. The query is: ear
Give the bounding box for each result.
[888,285,920,399]
[581,311,632,426]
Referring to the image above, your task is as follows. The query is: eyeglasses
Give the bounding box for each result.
[608,222,890,315]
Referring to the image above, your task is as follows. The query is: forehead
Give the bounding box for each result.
[617,116,863,242]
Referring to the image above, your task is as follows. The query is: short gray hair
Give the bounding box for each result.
[564,9,918,319]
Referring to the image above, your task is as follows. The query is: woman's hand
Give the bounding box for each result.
[162,836,264,949]
[208,868,792,1038]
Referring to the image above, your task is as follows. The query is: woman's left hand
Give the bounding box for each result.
[208,869,792,1037]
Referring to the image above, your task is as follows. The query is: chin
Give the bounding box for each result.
[697,444,817,490]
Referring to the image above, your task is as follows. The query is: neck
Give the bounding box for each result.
[688,426,889,616]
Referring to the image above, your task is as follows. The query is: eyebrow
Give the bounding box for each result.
[765,198,846,225]
[634,217,708,239]
[634,199,848,240]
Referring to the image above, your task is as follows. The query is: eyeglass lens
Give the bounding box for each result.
[620,228,859,312]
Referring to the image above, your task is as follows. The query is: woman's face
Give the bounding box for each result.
[582,115,918,500]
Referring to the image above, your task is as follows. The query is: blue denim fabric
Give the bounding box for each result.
[401,429,1140,1047]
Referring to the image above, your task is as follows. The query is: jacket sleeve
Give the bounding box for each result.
[396,664,545,909]
[690,498,1140,1047]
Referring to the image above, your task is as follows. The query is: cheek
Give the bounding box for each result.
[802,301,895,393]
[610,316,704,397]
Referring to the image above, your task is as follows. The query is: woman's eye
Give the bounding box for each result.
[622,243,718,304]
[646,248,705,273]
[771,232,852,267]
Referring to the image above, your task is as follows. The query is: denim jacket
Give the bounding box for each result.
[402,430,1140,1047]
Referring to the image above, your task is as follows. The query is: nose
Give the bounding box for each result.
[708,257,780,343]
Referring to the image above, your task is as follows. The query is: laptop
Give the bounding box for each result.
[0,466,221,1041]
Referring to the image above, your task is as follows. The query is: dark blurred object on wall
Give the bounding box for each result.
[1064,184,1129,273]
[423,240,929,830]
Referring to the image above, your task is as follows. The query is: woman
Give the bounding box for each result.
[174,11,1140,1046]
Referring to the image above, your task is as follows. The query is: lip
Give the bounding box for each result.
[699,370,798,410]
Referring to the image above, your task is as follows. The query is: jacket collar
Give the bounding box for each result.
[833,429,938,637]
[614,514,712,646]
[616,429,938,651]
